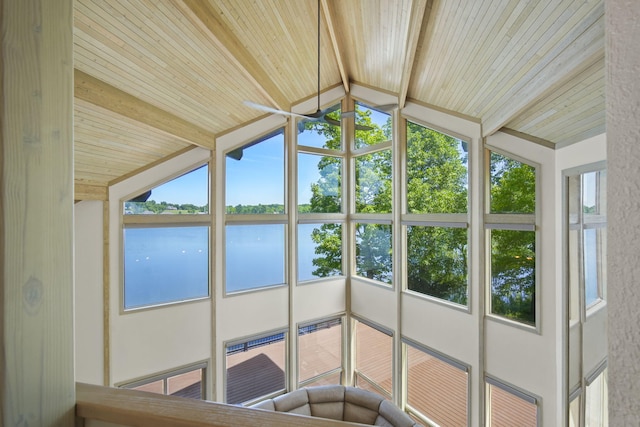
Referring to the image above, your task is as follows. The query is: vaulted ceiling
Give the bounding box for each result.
[73,0,605,200]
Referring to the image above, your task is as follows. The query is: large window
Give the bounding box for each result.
[404,121,469,305]
[486,151,537,326]
[298,318,343,387]
[405,340,468,426]
[225,331,287,405]
[123,164,210,310]
[120,362,207,400]
[225,129,286,293]
[353,318,393,398]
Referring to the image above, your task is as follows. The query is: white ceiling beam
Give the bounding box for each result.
[482,3,604,137]
[398,0,432,109]
[180,0,290,111]
[321,0,349,93]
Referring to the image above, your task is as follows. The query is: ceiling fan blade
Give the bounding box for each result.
[243,101,309,119]
[323,114,373,131]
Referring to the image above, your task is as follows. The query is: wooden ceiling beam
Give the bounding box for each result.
[180,0,290,111]
[321,0,349,93]
[74,183,108,202]
[74,70,216,149]
[398,0,432,109]
[482,3,604,138]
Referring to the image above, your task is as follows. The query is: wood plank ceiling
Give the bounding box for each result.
[73,0,605,200]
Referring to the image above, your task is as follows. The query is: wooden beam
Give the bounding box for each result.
[75,183,108,202]
[398,0,432,109]
[74,69,216,150]
[482,3,604,137]
[321,0,349,94]
[180,0,290,111]
[2,0,75,424]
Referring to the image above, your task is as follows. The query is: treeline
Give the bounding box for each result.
[125,200,208,214]
[225,204,313,214]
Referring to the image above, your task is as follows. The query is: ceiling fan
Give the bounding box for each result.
[243,0,396,130]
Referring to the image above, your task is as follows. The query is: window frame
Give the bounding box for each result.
[296,316,345,387]
[121,161,211,312]
[401,118,471,309]
[352,315,394,399]
[118,361,208,400]
[223,126,289,296]
[485,147,540,331]
[485,375,540,427]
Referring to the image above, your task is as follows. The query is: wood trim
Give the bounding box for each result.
[102,200,111,386]
[74,69,216,149]
[398,0,432,109]
[321,0,349,94]
[75,183,108,201]
[76,383,367,427]
[108,146,197,187]
[180,0,289,111]
[499,128,556,150]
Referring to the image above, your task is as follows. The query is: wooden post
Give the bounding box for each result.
[1,0,75,424]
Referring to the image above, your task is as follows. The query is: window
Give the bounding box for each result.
[225,331,287,404]
[297,108,345,284]
[298,318,343,386]
[123,164,210,310]
[405,340,468,427]
[354,319,393,398]
[486,151,537,326]
[404,121,469,305]
[355,223,392,284]
[225,129,287,293]
[585,367,608,426]
[486,378,537,427]
[120,363,207,400]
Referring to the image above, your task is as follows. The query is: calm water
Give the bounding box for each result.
[125,225,322,307]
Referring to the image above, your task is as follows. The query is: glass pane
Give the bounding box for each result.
[354,102,391,149]
[569,395,582,427]
[298,223,342,282]
[355,321,392,395]
[490,229,536,325]
[355,150,392,213]
[407,226,468,305]
[355,374,390,398]
[298,319,342,383]
[407,345,468,427]
[355,223,392,284]
[406,122,468,214]
[583,170,606,218]
[305,372,342,387]
[226,333,286,405]
[585,369,608,426]
[490,152,535,214]
[298,153,342,213]
[488,383,537,427]
[225,129,284,214]
[584,228,606,307]
[226,224,285,293]
[297,104,342,150]
[132,379,164,394]
[124,227,209,309]
[167,368,204,399]
[124,164,208,215]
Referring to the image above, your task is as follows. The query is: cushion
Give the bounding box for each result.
[344,402,380,425]
[377,400,417,427]
[273,389,310,414]
[250,399,275,411]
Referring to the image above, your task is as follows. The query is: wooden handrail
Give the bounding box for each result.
[76,383,367,427]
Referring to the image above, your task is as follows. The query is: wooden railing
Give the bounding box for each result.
[76,383,367,427]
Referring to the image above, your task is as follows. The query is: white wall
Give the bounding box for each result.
[75,200,105,384]
[108,147,213,390]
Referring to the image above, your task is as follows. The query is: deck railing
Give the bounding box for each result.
[76,383,367,427]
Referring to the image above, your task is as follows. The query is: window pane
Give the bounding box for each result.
[585,369,608,426]
[298,319,342,383]
[298,153,342,213]
[584,228,606,307]
[583,170,606,218]
[124,227,209,309]
[407,345,468,427]
[490,229,535,325]
[226,333,286,404]
[298,223,342,282]
[407,226,468,305]
[355,150,392,213]
[124,164,209,215]
[167,368,204,399]
[225,130,284,214]
[355,321,392,395]
[305,372,342,388]
[487,383,537,427]
[132,379,164,395]
[406,122,468,214]
[226,224,285,293]
[355,102,391,149]
[297,104,342,150]
[355,223,392,284]
[569,395,582,427]
[490,152,535,214]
